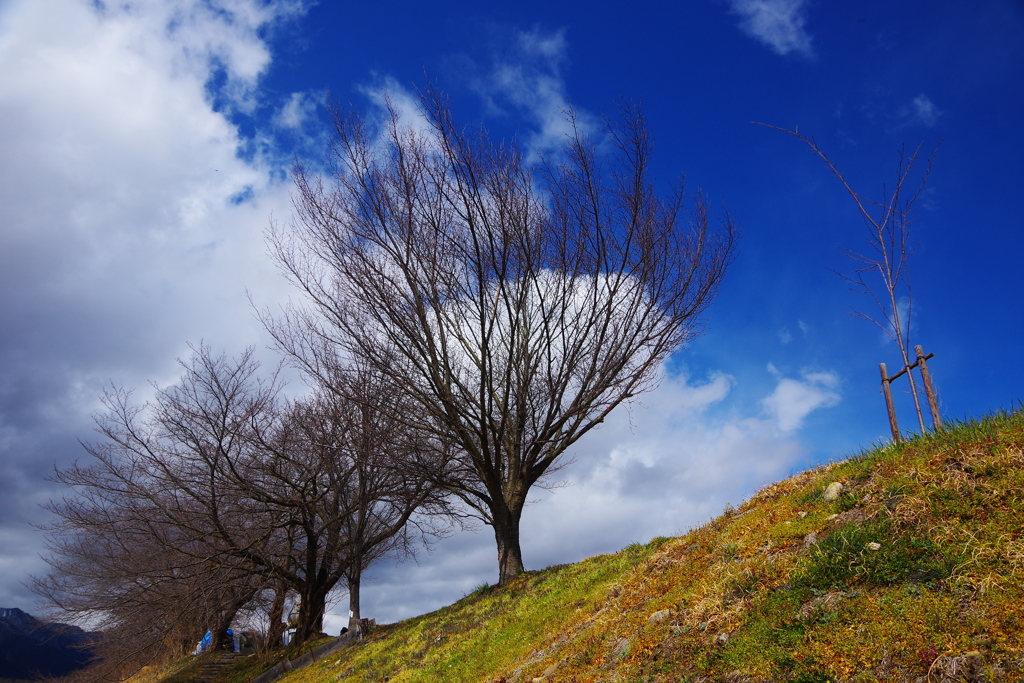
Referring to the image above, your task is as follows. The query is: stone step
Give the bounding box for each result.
[187,653,247,683]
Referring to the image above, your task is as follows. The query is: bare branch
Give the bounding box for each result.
[271,86,737,584]
[758,122,941,435]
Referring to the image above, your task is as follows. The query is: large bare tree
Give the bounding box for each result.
[269,87,737,585]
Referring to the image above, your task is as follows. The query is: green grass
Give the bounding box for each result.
[795,518,950,589]
[286,538,667,683]
[136,408,1024,683]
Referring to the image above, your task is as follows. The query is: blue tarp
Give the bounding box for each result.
[195,630,212,655]
[194,629,238,654]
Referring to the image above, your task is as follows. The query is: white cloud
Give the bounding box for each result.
[474,27,599,160]
[727,0,814,58]
[909,94,941,127]
[534,365,841,561]
[0,0,299,347]
[877,93,942,131]
[869,295,914,346]
[762,369,840,432]
[357,75,439,141]
[348,76,463,167]
[0,0,304,609]
[275,90,322,129]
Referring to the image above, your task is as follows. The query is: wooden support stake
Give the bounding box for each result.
[915,345,941,429]
[880,363,900,442]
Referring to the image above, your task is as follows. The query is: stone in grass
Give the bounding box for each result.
[823,482,845,501]
[531,663,560,682]
[647,609,672,624]
[609,638,631,661]
[798,591,845,620]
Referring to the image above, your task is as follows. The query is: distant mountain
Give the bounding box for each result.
[0,608,97,681]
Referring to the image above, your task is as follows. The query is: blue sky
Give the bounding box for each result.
[1,0,1021,630]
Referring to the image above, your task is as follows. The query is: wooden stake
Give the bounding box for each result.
[915,345,941,428]
[880,363,900,441]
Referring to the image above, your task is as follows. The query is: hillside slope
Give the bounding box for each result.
[247,411,1024,681]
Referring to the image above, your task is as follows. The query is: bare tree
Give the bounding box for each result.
[37,344,442,656]
[35,486,268,677]
[759,124,940,434]
[268,87,736,585]
[280,371,447,631]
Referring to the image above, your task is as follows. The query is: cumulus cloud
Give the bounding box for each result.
[275,90,323,130]
[762,368,841,432]
[727,0,815,58]
[0,0,303,608]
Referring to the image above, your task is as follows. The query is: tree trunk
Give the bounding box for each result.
[210,608,235,651]
[347,571,361,631]
[293,586,327,645]
[266,582,287,649]
[492,502,525,586]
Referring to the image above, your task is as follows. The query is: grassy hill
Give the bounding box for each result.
[147,410,1024,682]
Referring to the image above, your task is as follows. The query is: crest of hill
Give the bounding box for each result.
[142,409,1024,683]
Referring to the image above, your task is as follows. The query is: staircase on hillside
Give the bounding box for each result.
[187,652,246,683]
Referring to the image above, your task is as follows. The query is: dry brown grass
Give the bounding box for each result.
[144,409,1024,683]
